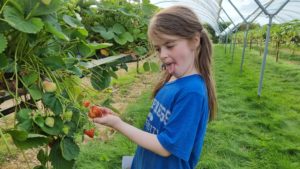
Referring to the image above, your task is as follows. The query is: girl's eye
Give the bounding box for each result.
[166,45,174,49]
[155,48,161,53]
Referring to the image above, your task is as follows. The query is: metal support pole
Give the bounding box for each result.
[225,33,229,53]
[255,0,290,96]
[231,26,238,63]
[240,23,249,73]
[258,17,272,96]
[229,30,233,53]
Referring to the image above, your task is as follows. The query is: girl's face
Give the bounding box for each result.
[153,34,200,78]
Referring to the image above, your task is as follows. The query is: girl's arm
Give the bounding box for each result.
[93,113,171,157]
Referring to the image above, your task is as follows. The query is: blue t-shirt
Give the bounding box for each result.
[131,74,209,169]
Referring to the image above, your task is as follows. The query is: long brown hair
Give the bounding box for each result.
[148,5,217,121]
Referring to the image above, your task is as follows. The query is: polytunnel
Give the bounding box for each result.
[151,0,300,96]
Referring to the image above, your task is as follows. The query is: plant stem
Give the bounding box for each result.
[25,2,40,20]
[0,0,9,15]
[0,128,12,154]
[13,38,21,125]
[21,149,31,169]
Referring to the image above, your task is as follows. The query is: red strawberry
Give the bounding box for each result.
[84,128,95,138]
[83,100,90,108]
[88,106,104,118]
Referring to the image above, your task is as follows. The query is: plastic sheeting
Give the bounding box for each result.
[150,0,300,36]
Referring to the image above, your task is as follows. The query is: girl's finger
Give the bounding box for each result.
[100,106,114,115]
[93,116,106,124]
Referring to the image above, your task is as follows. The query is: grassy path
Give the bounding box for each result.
[199,45,300,169]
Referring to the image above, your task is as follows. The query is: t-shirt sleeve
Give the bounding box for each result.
[157,92,206,161]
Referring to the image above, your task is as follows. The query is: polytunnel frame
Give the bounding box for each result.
[219,7,240,63]
[153,0,223,34]
[254,0,290,96]
[219,0,274,65]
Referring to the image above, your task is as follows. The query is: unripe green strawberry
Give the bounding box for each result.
[63,111,73,122]
[42,81,57,93]
[62,125,70,135]
[45,117,55,127]
[41,0,52,5]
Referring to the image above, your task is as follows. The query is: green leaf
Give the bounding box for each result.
[34,115,45,128]
[0,34,7,54]
[0,54,8,69]
[70,107,80,125]
[63,15,83,28]
[112,23,126,34]
[7,0,23,13]
[16,108,32,122]
[114,32,133,45]
[60,137,80,161]
[9,0,61,17]
[114,35,127,45]
[37,149,48,166]
[42,55,65,70]
[22,71,39,86]
[122,32,134,42]
[77,27,88,37]
[78,43,93,57]
[143,61,150,72]
[42,93,63,115]
[134,46,147,56]
[101,29,115,40]
[28,84,43,100]
[32,0,61,16]
[5,129,28,141]
[150,62,159,72]
[86,42,113,50]
[91,68,111,90]
[91,26,114,40]
[107,68,118,79]
[143,62,159,72]
[13,134,50,149]
[44,16,70,41]
[3,6,44,34]
[120,62,128,71]
[49,141,75,169]
[17,119,33,131]
[91,25,106,33]
[67,66,82,77]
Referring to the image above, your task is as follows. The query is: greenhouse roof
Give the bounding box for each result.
[150,0,300,36]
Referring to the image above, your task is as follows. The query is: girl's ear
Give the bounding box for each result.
[192,32,201,50]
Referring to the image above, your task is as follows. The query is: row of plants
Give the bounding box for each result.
[224,20,300,62]
[0,0,158,168]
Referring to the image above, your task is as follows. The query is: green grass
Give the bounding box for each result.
[198,45,300,169]
[76,45,300,169]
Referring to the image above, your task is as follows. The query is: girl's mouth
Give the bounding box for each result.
[164,62,175,74]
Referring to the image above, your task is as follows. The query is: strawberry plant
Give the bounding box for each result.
[0,0,157,168]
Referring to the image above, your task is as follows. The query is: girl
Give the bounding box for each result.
[93,5,217,169]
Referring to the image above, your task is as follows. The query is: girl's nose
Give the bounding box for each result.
[159,47,168,60]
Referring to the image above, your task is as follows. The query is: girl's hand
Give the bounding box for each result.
[92,107,122,129]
